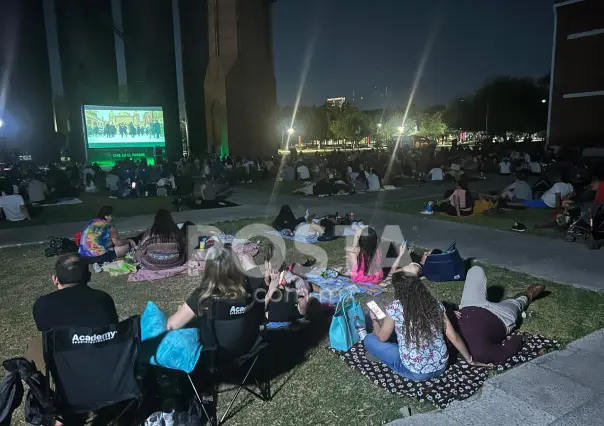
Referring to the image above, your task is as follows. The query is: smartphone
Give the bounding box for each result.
[367,301,386,320]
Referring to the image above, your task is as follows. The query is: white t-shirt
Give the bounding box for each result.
[297,165,310,180]
[450,163,461,172]
[524,153,531,163]
[367,173,380,191]
[429,168,444,181]
[0,194,27,221]
[529,162,542,174]
[499,161,511,174]
[508,181,533,201]
[541,182,573,208]
[28,180,48,203]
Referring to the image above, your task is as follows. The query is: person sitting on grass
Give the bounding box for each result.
[135,209,185,270]
[28,172,49,204]
[345,226,384,284]
[454,266,545,364]
[25,254,118,372]
[499,171,533,204]
[272,205,307,232]
[364,273,484,380]
[0,182,31,221]
[591,173,604,204]
[79,205,135,264]
[523,173,574,209]
[432,177,474,217]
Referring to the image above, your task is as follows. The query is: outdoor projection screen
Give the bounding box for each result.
[83,105,165,149]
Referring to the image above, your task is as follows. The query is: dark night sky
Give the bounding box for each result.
[272,0,554,109]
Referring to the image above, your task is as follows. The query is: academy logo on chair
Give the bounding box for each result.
[71,331,117,344]
[229,306,246,315]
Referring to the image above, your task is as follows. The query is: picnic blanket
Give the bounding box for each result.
[187,234,259,276]
[264,227,357,244]
[305,269,388,303]
[32,197,83,206]
[127,265,188,282]
[330,333,561,409]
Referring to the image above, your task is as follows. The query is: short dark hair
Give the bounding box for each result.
[97,205,114,219]
[3,183,15,195]
[55,254,90,285]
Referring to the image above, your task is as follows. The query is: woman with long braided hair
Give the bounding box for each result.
[364,273,480,380]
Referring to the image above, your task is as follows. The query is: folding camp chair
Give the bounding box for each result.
[42,316,142,425]
[193,298,271,425]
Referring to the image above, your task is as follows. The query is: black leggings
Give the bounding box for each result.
[434,203,473,216]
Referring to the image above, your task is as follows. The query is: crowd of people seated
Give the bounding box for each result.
[9,191,563,426]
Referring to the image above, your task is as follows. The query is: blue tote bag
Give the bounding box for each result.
[329,292,366,351]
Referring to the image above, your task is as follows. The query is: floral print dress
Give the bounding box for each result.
[386,300,448,375]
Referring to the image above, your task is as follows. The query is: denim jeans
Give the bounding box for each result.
[363,334,445,381]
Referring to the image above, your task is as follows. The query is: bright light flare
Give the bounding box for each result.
[0,119,3,128]
[287,128,295,135]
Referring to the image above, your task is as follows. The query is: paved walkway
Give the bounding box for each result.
[388,329,604,426]
[0,188,602,291]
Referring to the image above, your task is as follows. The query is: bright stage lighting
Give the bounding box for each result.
[0,119,4,128]
[287,128,295,134]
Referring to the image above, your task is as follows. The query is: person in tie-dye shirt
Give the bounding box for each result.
[79,205,134,264]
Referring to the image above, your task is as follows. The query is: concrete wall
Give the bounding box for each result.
[121,0,181,161]
[55,0,119,160]
[549,0,604,146]
[204,0,277,157]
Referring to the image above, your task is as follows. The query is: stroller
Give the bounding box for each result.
[564,202,604,250]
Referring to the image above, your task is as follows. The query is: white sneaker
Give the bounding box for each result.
[420,210,433,215]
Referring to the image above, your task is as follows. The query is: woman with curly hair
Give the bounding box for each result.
[364,273,480,380]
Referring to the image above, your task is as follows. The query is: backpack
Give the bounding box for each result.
[44,236,78,258]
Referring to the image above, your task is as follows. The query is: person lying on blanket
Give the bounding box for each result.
[263,268,322,323]
[365,273,487,380]
[453,266,545,364]
[344,226,384,284]
[239,242,320,322]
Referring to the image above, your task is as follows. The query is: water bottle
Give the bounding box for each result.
[426,201,433,214]
[354,315,367,341]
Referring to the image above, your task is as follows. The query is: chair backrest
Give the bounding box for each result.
[423,249,466,282]
[43,316,142,413]
[199,298,264,360]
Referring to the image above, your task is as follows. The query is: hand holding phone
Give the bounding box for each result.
[367,301,386,320]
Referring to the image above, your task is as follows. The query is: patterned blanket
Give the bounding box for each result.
[330,333,561,409]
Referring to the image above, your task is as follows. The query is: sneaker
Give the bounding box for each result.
[511,222,527,232]
[420,210,433,215]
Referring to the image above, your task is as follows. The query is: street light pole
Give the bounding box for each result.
[485,104,489,136]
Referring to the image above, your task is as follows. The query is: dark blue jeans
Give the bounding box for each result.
[364,333,446,381]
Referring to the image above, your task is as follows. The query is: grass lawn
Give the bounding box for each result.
[2,218,603,425]
[380,197,564,237]
[0,193,178,230]
[246,180,304,195]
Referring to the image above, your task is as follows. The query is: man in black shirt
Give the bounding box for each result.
[26,254,118,371]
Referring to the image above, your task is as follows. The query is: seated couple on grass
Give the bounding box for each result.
[79,206,186,270]
[364,246,545,380]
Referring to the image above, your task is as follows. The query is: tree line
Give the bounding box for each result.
[276,75,549,145]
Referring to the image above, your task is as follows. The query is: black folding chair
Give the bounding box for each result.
[42,316,142,425]
[193,298,271,425]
